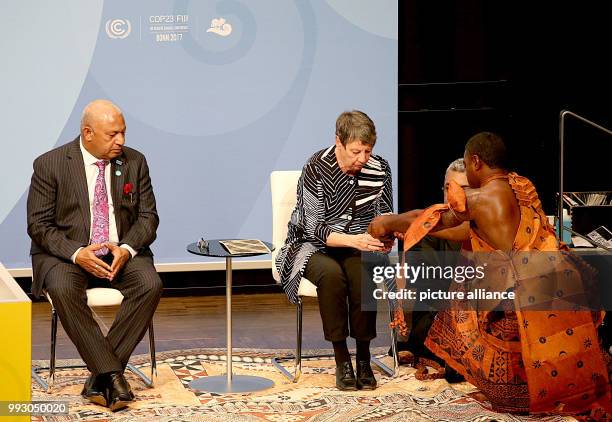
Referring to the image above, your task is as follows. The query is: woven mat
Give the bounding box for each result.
[31,348,575,421]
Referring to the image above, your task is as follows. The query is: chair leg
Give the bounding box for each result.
[31,306,54,391]
[48,306,58,392]
[294,297,303,383]
[31,368,48,391]
[35,296,159,390]
[271,296,342,382]
[389,307,400,375]
[125,320,156,388]
[148,320,157,385]
[126,363,153,388]
[370,305,400,378]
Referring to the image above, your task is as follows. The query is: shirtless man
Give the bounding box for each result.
[369,132,516,249]
[369,132,610,416]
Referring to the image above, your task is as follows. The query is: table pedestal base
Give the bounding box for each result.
[189,374,275,393]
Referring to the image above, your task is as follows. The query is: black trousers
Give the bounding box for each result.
[44,255,163,375]
[304,248,384,342]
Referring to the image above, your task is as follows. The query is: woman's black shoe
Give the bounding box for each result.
[335,361,357,391]
[356,360,377,390]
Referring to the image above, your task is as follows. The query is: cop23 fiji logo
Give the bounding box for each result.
[105,18,132,39]
[206,18,232,37]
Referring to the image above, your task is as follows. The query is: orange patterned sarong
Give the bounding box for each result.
[397,173,611,415]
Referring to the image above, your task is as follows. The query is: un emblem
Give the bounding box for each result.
[105,19,132,39]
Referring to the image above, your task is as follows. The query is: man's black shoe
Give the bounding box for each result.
[335,361,357,391]
[356,360,377,390]
[107,371,133,411]
[444,365,465,383]
[81,374,107,407]
[387,341,411,357]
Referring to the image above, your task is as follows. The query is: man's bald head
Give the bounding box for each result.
[81,99,123,131]
[80,100,126,160]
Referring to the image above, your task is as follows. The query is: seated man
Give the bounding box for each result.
[370,132,611,416]
[276,110,393,391]
[27,100,162,411]
[394,158,467,382]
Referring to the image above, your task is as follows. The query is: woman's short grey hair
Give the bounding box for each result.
[335,110,377,146]
[446,158,465,174]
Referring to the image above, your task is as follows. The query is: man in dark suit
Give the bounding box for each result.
[27,99,162,411]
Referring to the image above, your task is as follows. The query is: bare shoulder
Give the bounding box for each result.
[470,181,518,224]
[469,180,520,250]
[464,187,488,219]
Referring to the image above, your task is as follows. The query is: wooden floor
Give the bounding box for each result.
[32,293,394,360]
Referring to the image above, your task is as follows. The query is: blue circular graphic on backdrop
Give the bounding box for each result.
[175,0,256,65]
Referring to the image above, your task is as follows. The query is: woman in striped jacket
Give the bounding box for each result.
[276,110,393,391]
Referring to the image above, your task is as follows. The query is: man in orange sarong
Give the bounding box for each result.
[369,132,611,416]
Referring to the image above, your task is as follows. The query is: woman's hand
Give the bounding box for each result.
[351,233,386,252]
[326,232,388,251]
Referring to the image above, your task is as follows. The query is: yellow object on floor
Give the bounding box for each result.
[0,262,31,422]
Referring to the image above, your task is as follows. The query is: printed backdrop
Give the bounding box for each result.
[0,0,397,269]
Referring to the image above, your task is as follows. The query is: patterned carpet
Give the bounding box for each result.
[32,348,576,421]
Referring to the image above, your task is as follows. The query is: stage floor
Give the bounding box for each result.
[32,293,394,360]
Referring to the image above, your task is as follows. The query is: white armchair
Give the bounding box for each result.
[269,170,398,382]
[31,287,156,392]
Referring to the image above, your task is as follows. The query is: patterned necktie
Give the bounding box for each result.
[91,160,110,257]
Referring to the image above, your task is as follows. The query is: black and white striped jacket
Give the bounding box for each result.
[275,145,393,303]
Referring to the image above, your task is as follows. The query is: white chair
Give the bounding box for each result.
[31,287,156,392]
[270,170,399,382]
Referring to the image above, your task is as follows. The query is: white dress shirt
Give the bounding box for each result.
[70,138,136,262]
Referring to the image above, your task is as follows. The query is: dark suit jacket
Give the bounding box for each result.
[27,137,159,296]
